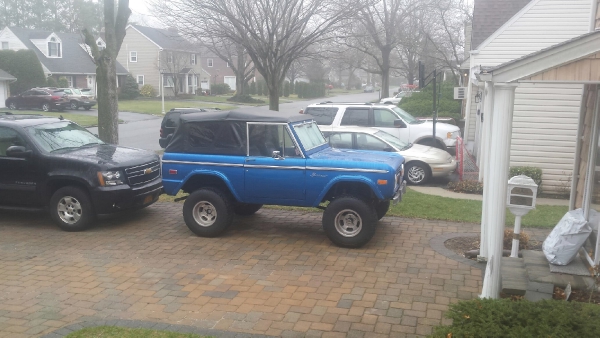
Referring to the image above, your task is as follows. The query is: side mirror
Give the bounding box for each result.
[272,150,283,159]
[394,119,407,128]
[6,145,31,158]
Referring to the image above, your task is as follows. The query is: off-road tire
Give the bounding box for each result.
[49,186,94,232]
[406,162,430,185]
[233,203,263,216]
[84,106,92,111]
[375,201,390,220]
[183,188,234,237]
[322,196,377,248]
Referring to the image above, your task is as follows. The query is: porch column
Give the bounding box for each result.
[481,83,517,299]
[479,81,494,259]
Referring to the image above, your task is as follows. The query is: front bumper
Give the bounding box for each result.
[91,178,163,215]
[52,102,69,109]
[80,100,97,107]
[392,180,407,205]
[430,159,458,178]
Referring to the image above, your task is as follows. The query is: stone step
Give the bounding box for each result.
[501,257,527,296]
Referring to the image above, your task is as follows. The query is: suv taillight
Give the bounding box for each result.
[51,95,61,101]
[160,128,164,137]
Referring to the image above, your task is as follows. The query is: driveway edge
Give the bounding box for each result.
[429,232,486,270]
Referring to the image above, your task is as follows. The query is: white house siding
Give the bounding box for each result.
[116,27,161,94]
[466,84,480,143]
[0,27,27,50]
[476,0,592,66]
[510,83,583,194]
[0,81,8,108]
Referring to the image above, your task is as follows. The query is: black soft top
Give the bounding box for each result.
[179,108,312,124]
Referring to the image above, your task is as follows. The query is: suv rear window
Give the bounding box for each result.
[304,107,338,125]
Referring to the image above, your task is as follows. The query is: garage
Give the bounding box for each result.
[223,76,236,91]
[0,69,16,109]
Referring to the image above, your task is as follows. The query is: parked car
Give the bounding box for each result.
[0,113,163,231]
[379,91,417,105]
[302,102,461,154]
[323,126,456,185]
[159,107,222,148]
[5,88,69,112]
[161,109,406,248]
[55,88,97,110]
[364,85,375,93]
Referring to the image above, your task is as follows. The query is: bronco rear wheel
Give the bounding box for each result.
[183,188,234,237]
[322,196,377,248]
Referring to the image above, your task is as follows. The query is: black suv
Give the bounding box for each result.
[159,108,221,148]
[0,113,163,231]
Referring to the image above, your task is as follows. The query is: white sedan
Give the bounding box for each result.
[380,92,409,105]
[322,126,457,185]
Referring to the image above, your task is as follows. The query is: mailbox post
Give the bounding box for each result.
[507,175,538,258]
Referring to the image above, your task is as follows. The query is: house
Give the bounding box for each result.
[0,69,16,108]
[0,26,128,93]
[117,25,211,96]
[198,48,237,90]
[461,0,596,194]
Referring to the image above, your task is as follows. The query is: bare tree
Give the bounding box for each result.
[203,39,255,98]
[162,51,193,97]
[344,0,426,97]
[82,0,130,144]
[151,0,360,111]
[286,59,304,87]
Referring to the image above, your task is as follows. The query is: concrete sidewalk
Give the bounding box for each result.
[410,186,569,206]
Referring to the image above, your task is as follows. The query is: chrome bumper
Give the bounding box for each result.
[392,181,407,205]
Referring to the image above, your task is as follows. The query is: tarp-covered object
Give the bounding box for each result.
[543,209,592,265]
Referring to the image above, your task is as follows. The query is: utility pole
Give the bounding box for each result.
[419,61,439,148]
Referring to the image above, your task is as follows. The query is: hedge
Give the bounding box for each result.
[0,49,46,94]
[399,81,461,120]
[118,74,140,100]
[210,83,231,95]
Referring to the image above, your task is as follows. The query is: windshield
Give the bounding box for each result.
[72,89,81,95]
[375,130,409,150]
[292,121,326,151]
[391,106,423,124]
[26,121,104,152]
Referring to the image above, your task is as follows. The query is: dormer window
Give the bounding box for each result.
[48,37,61,57]
[97,40,105,51]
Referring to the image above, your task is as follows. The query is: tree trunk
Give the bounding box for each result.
[235,44,245,95]
[96,55,119,144]
[267,74,280,111]
[381,48,391,98]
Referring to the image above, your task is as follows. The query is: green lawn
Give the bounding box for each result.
[118,100,237,115]
[1,110,99,127]
[159,188,567,228]
[65,326,209,338]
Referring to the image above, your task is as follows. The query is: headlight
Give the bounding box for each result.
[97,171,124,186]
[447,130,461,139]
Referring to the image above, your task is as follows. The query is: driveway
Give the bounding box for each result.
[0,203,481,337]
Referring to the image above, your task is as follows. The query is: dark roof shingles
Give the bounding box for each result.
[131,25,196,51]
[471,0,532,50]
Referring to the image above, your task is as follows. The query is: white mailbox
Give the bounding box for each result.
[507,175,538,257]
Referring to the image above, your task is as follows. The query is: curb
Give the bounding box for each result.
[429,232,486,270]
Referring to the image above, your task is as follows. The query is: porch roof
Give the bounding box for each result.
[481,30,600,84]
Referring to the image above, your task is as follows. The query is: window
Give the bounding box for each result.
[184,121,246,155]
[137,75,144,85]
[356,134,389,151]
[190,54,196,65]
[65,76,73,88]
[26,121,103,153]
[1,42,8,50]
[303,107,338,125]
[292,121,326,151]
[391,106,421,124]
[97,40,105,50]
[326,132,353,149]
[0,127,27,157]
[248,124,301,158]
[48,37,61,57]
[373,109,397,127]
[207,58,213,67]
[130,51,137,62]
[226,62,230,68]
[167,52,173,63]
[340,108,369,126]
[163,75,174,87]
[63,89,72,94]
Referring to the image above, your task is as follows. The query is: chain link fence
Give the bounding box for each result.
[456,136,479,181]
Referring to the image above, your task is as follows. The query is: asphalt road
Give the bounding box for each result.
[88,91,380,151]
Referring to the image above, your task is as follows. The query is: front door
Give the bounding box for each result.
[373,108,410,143]
[244,123,306,202]
[0,127,39,207]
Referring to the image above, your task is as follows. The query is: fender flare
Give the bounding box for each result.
[312,175,384,207]
[175,169,243,201]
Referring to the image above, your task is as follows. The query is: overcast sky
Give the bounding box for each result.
[128,0,161,27]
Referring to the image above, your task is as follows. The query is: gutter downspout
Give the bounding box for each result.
[158,49,164,114]
[590,0,599,32]
[463,50,479,153]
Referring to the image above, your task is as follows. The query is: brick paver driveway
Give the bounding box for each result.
[0,203,482,337]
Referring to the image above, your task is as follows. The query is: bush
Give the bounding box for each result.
[504,228,529,250]
[139,84,156,97]
[447,180,484,194]
[118,74,140,100]
[249,82,256,95]
[256,81,264,96]
[0,49,46,94]
[210,83,231,95]
[57,77,69,88]
[399,81,461,120]
[510,166,543,188]
[430,298,600,337]
[283,81,290,97]
[290,81,295,95]
[46,76,58,88]
[226,94,265,104]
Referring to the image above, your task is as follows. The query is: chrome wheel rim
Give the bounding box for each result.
[408,166,426,184]
[57,196,82,225]
[334,209,362,237]
[42,104,49,112]
[192,201,217,227]
[70,102,78,109]
[9,103,16,109]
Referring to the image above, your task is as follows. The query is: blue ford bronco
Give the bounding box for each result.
[161,109,406,248]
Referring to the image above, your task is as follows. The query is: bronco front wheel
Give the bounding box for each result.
[322,197,377,248]
[183,188,234,237]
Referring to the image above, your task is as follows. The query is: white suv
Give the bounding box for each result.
[303,102,461,153]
